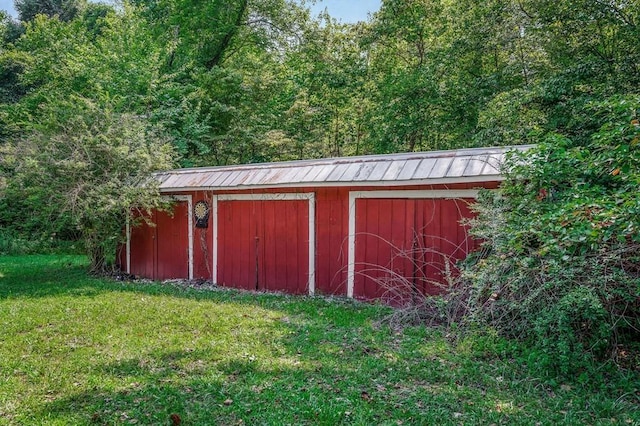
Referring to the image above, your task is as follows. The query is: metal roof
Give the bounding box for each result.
[156,145,532,192]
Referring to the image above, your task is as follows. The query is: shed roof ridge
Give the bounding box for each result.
[157,144,533,176]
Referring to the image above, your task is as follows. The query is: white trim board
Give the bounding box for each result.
[212,192,219,284]
[217,193,316,202]
[212,192,316,295]
[346,189,479,298]
[125,216,131,274]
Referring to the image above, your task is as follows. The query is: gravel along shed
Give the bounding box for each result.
[121,145,530,302]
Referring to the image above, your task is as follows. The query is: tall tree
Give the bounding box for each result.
[15,0,86,22]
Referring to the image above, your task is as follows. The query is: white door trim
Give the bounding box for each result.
[212,192,316,295]
[347,189,479,298]
[125,215,131,274]
[212,192,219,284]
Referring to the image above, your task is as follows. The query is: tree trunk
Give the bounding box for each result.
[85,231,107,274]
[205,0,249,69]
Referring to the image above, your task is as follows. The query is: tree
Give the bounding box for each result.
[2,98,175,272]
[15,0,86,22]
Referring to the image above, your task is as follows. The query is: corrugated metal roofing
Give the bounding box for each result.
[156,145,533,192]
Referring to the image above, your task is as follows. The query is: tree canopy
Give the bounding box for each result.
[2,0,638,162]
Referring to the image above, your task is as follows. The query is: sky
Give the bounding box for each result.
[1,0,381,22]
[0,0,15,17]
[308,0,381,23]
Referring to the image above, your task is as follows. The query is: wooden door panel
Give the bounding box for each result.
[217,201,259,290]
[354,197,476,301]
[217,199,309,294]
[354,199,415,302]
[129,210,156,279]
[156,202,189,280]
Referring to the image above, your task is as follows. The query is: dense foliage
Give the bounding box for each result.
[465,96,640,371]
[3,99,174,272]
[0,0,638,365]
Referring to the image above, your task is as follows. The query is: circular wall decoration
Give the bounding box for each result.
[194,200,210,228]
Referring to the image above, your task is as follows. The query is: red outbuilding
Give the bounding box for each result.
[122,145,529,302]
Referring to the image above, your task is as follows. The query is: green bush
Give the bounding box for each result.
[464,95,640,373]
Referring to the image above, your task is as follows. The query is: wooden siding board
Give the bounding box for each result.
[129,210,156,279]
[155,202,189,280]
[192,192,213,280]
[315,188,347,296]
[354,198,420,301]
[421,198,442,295]
[218,200,255,290]
[216,199,309,294]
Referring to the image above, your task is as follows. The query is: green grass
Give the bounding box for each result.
[0,255,638,425]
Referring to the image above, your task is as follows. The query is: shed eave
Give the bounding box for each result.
[158,174,504,193]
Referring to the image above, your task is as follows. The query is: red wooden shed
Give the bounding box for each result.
[122,145,529,302]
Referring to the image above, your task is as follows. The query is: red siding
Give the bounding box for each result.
[129,201,190,280]
[129,210,156,279]
[315,188,348,295]
[192,191,214,280]
[127,182,490,301]
[218,200,257,290]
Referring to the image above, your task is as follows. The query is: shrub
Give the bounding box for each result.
[463,95,640,372]
[2,97,175,272]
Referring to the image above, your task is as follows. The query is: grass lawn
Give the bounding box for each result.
[0,255,638,425]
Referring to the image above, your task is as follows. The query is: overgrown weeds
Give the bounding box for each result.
[360,239,471,333]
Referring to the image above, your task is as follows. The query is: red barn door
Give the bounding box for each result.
[353,198,417,302]
[352,192,477,302]
[155,201,190,280]
[129,210,156,279]
[216,195,312,294]
[128,198,192,281]
[216,200,259,291]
